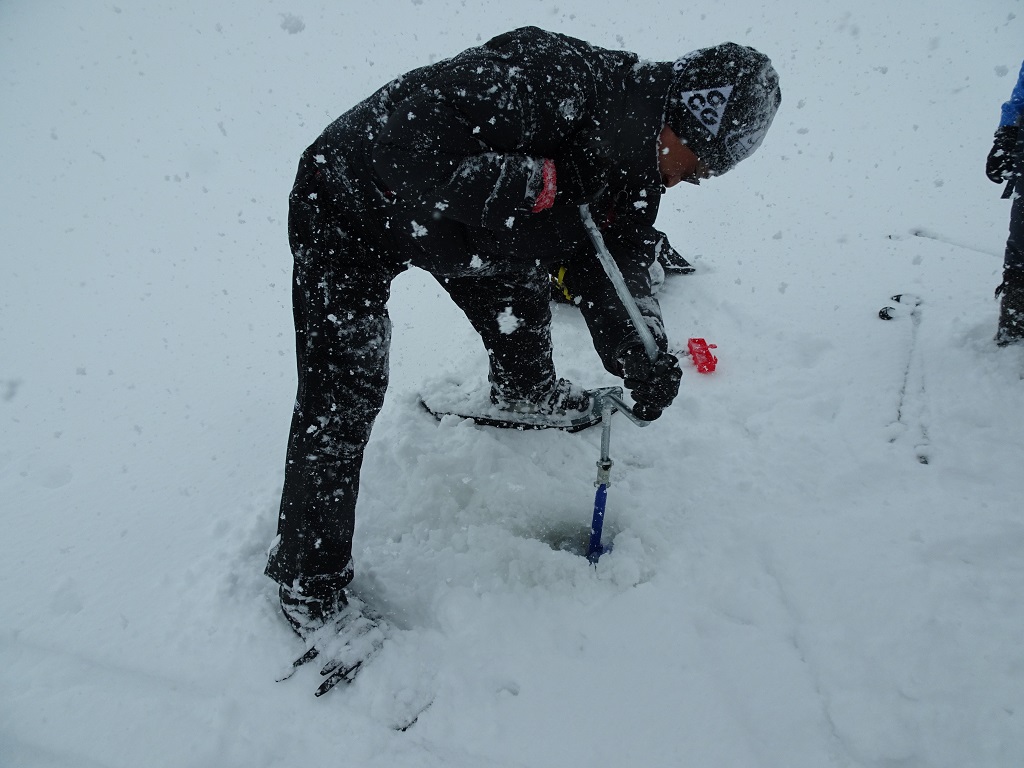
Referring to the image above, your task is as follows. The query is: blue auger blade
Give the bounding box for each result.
[587,483,609,563]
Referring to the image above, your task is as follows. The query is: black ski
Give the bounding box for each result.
[315,651,380,696]
[275,645,321,682]
[394,700,434,732]
[276,612,433,728]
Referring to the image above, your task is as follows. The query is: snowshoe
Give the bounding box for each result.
[277,590,388,696]
[420,377,612,432]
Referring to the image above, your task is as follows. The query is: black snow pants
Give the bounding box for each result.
[263,181,400,597]
[265,174,557,596]
[1005,173,1024,278]
[439,269,557,403]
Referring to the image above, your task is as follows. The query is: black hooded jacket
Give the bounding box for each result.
[296,26,680,374]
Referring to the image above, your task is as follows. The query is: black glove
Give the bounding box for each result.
[986,126,1020,184]
[618,345,682,421]
[555,138,613,204]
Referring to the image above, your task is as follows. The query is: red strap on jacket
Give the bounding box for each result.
[531,159,557,213]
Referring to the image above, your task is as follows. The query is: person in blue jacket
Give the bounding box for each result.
[987,59,1024,345]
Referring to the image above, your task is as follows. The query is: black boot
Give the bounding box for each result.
[279,583,349,638]
[995,276,1024,346]
[489,376,591,416]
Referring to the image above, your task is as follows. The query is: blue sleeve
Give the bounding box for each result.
[1000,59,1024,127]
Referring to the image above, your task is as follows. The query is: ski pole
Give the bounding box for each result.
[580,204,659,363]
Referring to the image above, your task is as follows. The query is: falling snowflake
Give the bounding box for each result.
[279,13,304,34]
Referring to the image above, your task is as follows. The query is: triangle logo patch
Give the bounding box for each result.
[679,85,734,137]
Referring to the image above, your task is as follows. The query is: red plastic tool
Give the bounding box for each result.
[687,338,718,373]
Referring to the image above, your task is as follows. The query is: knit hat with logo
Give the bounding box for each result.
[665,43,781,176]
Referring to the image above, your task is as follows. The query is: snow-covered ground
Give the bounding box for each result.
[2,1,1022,766]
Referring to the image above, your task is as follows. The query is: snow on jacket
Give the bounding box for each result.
[299,26,684,372]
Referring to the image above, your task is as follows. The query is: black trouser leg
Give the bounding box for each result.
[996,181,1024,344]
[1004,181,1024,278]
[266,188,397,596]
[439,267,556,401]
